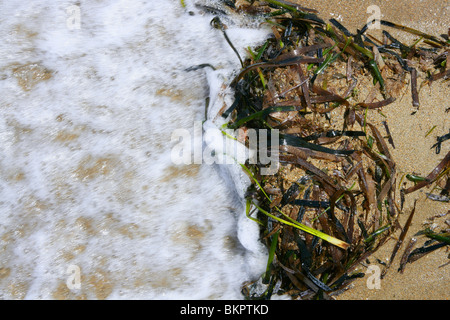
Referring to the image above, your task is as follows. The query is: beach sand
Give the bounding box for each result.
[0,0,446,300]
[291,0,449,300]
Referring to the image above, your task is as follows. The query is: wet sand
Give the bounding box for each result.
[292,0,449,300]
[0,0,446,300]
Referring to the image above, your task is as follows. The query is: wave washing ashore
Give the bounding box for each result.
[1,0,448,300]
[0,0,274,299]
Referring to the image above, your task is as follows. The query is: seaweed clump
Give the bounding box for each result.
[212,0,449,299]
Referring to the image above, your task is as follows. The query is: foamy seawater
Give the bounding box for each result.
[0,0,271,299]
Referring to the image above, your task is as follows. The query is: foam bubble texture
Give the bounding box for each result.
[0,0,272,299]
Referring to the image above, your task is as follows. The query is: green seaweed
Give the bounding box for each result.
[215,0,449,300]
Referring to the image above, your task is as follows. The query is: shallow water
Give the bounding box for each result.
[0,0,271,299]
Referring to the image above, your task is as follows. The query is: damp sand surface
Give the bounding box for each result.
[0,0,448,300]
[294,0,449,300]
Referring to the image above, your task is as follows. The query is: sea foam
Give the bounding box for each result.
[0,0,271,299]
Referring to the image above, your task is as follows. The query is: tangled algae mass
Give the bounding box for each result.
[205,0,449,299]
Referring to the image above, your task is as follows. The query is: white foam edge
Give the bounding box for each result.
[203,67,268,277]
